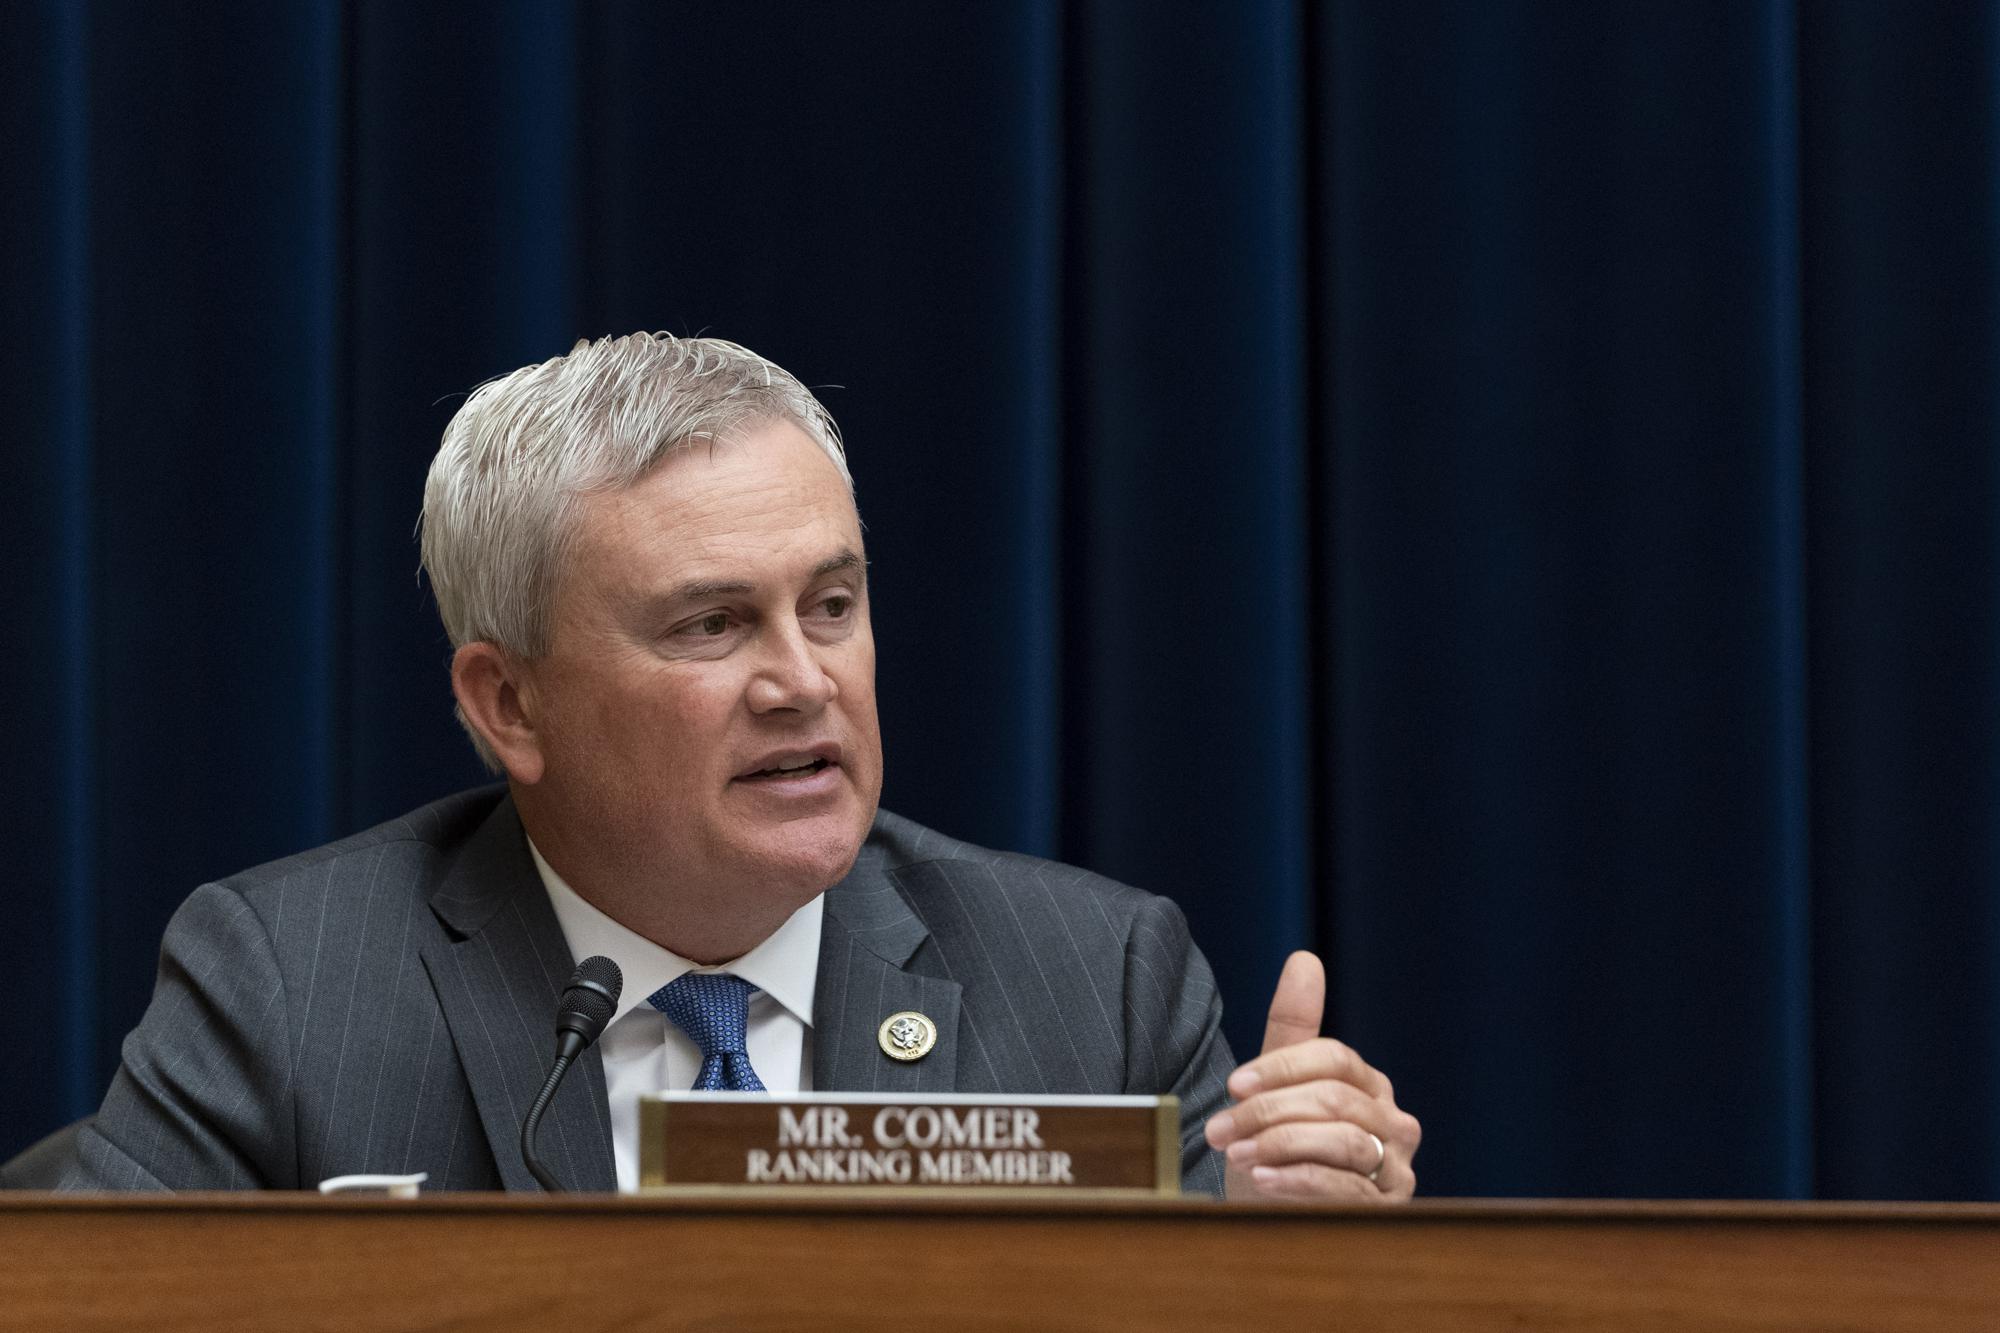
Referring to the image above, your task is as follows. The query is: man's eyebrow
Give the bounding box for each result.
[655,550,865,608]
[662,578,754,605]
[813,549,864,579]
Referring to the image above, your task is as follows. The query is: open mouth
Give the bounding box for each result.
[739,758,833,782]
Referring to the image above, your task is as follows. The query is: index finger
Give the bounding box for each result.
[1229,1037,1392,1102]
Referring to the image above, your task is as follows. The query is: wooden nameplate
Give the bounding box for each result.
[638,1092,1181,1195]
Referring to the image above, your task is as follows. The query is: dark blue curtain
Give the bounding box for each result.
[5,0,1998,1201]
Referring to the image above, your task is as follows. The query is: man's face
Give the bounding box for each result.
[515,419,882,938]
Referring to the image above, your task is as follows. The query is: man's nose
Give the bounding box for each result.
[746,617,838,714]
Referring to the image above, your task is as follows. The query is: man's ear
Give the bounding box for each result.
[451,641,547,784]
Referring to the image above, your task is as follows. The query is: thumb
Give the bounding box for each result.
[1260,950,1326,1055]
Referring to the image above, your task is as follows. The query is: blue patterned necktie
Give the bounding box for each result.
[648,972,768,1092]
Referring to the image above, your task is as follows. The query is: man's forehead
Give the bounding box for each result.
[573,424,859,548]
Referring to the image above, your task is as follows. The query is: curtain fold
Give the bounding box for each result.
[1798,2,2000,1200]
[1316,0,1817,1198]
[5,0,1999,1200]
[1063,0,1312,1067]
[2,0,96,1128]
[78,0,349,1068]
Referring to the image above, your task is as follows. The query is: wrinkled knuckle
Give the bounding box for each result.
[1260,1165,1306,1196]
[1262,1122,1302,1158]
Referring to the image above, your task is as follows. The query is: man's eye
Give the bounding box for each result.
[820,595,852,619]
[692,612,732,636]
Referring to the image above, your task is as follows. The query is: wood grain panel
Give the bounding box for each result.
[2,1196,1996,1332]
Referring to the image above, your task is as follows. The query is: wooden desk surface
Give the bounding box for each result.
[4,1194,1996,1331]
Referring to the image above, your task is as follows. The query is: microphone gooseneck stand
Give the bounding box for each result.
[521,955,624,1193]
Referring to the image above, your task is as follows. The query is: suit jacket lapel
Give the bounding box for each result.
[813,846,962,1094]
[419,797,617,1192]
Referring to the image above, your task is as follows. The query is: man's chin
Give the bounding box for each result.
[729,815,870,896]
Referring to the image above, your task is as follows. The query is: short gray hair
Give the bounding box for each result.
[420,332,851,765]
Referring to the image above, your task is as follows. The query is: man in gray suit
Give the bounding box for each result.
[53,334,1420,1198]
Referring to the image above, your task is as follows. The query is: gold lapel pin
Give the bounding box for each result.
[878,1010,938,1062]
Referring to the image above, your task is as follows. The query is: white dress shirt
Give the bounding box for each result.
[531,840,821,1192]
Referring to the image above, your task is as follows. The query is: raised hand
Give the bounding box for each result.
[1204,951,1421,1201]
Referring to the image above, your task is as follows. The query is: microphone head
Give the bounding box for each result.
[554,955,624,1048]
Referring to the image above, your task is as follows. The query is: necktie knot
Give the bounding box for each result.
[648,972,767,1092]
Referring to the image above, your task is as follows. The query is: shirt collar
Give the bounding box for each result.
[529,837,822,1030]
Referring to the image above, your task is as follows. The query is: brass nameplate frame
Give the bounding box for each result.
[638,1092,1180,1196]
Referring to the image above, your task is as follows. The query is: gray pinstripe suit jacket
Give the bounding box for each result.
[57,787,1235,1193]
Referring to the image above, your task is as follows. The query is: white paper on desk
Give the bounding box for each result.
[317,1172,427,1198]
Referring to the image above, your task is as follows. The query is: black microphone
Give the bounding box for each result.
[522,955,623,1192]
